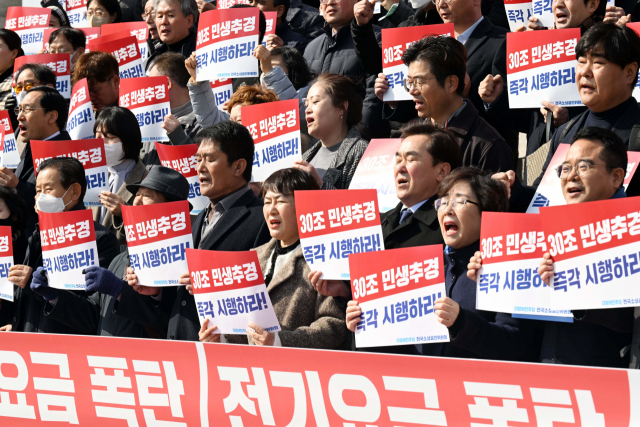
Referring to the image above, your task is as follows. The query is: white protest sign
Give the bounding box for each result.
[0,226,14,302]
[0,111,20,169]
[119,76,171,143]
[122,201,193,287]
[67,79,96,140]
[4,7,51,55]
[187,248,281,334]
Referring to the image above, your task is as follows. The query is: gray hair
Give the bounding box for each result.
[153,0,199,25]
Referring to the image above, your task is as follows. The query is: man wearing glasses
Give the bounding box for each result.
[71,51,120,113]
[400,35,512,173]
[0,86,70,236]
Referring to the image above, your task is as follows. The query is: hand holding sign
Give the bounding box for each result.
[126,266,161,296]
[478,74,503,105]
[540,100,568,127]
[30,267,59,302]
[247,322,276,346]
[199,318,221,342]
[466,250,483,282]
[346,300,361,332]
[0,167,19,189]
[434,297,460,328]
[538,252,554,285]
[308,270,351,298]
[84,266,124,298]
[264,34,284,50]
[253,44,273,74]
[99,191,125,217]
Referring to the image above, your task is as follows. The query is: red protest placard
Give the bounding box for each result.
[119,76,169,110]
[101,22,149,43]
[122,201,192,248]
[67,78,96,140]
[350,245,445,304]
[243,99,300,144]
[31,139,107,172]
[4,7,51,30]
[295,189,381,239]
[39,209,97,251]
[90,36,144,79]
[0,225,13,302]
[196,8,260,48]
[65,0,90,27]
[13,53,71,98]
[480,212,548,265]
[0,225,14,260]
[507,28,579,74]
[264,11,277,36]
[187,249,265,294]
[45,27,101,49]
[217,0,251,8]
[381,23,453,69]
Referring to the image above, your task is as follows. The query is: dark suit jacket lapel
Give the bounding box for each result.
[381,203,403,236]
[197,190,256,250]
[385,199,438,236]
[464,18,493,60]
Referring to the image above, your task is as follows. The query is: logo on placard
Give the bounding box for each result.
[532,194,550,208]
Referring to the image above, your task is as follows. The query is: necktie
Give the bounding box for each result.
[399,208,413,225]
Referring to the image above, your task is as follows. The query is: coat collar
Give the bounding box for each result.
[444,101,478,139]
[305,127,362,170]
[255,238,304,292]
[382,198,438,234]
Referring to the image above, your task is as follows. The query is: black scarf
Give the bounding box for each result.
[264,240,300,286]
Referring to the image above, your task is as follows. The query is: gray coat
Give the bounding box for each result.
[261,66,310,121]
[302,127,368,190]
[230,239,347,349]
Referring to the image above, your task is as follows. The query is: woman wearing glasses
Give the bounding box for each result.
[345,167,537,361]
[86,0,122,26]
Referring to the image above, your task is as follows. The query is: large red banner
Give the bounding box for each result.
[0,332,637,425]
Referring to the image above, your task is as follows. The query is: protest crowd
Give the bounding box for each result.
[3,0,640,379]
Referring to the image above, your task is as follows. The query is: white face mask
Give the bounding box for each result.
[36,187,72,214]
[104,142,124,167]
[409,0,431,9]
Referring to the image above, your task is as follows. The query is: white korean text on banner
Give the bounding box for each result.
[39,209,98,290]
[195,8,260,81]
[295,189,385,280]
[101,22,150,59]
[381,24,454,102]
[540,196,640,310]
[506,29,581,109]
[527,145,640,213]
[119,76,171,142]
[13,53,71,98]
[155,143,209,215]
[122,201,193,287]
[0,110,20,168]
[262,11,277,46]
[0,331,637,426]
[505,0,533,32]
[89,35,144,80]
[4,7,52,55]
[0,226,13,302]
[243,99,302,181]
[187,248,281,334]
[0,133,4,167]
[31,139,108,207]
[210,78,233,109]
[532,0,554,28]
[350,245,449,348]
[348,138,401,213]
[67,79,96,140]
[478,212,572,321]
[65,0,88,27]
[216,0,251,8]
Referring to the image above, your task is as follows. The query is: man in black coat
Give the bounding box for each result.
[350,0,511,144]
[121,122,271,341]
[33,166,190,338]
[8,158,120,334]
[304,0,388,139]
[145,0,199,71]
[0,86,70,237]
[496,23,640,212]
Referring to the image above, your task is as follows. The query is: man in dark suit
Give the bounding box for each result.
[0,86,70,235]
[8,158,120,334]
[122,122,271,341]
[382,121,459,250]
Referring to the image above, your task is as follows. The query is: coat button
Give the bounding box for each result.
[169,335,175,340]
[181,300,187,307]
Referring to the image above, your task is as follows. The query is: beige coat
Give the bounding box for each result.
[227,239,348,349]
[91,158,147,245]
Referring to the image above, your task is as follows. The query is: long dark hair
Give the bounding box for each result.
[0,187,28,241]
[94,106,143,161]
[0,29,25,60]
[270,47,314,91]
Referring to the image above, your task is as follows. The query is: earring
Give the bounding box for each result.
[340,115,343,119]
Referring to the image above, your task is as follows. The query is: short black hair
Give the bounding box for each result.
[399,120,461,168]
[576,22,640,88]
[94,106,143,161]
[49,27,86,50]
[230,4,266,44]
[263,167,319,197]
[572,127,628,180]
[270,46,314,90]
[402,35,467,97]
[25,86,68,130]
[195,121,255,182]
[0,186,28,241]
[148,52,190,88]
[272,0,290,20]
[439,167,508,213]
[87,0,122,23]
[16,63,57,87]
[38,157,87,205]
[0,29,25,57]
